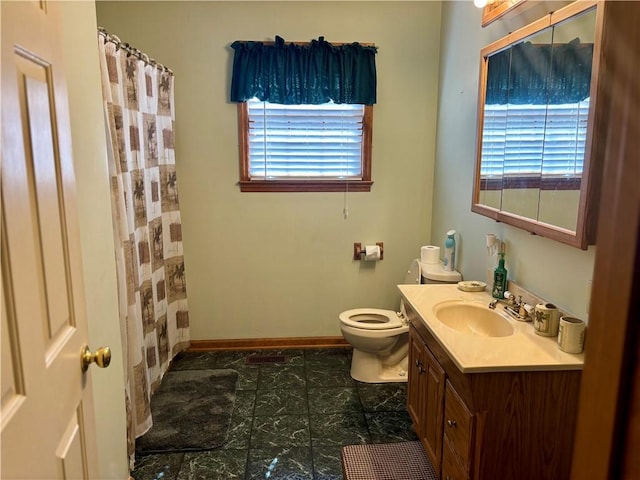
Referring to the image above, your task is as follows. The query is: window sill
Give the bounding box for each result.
[239,180,373,193]
[480,175,582,191]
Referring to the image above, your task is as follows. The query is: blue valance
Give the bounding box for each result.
[230,36,378,105]
[486,38,593,105]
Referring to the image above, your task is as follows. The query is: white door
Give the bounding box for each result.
[1,1,105,478]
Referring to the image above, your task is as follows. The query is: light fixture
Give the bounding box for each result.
[474,0,495,8]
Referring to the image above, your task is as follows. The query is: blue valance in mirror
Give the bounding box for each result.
[486,38,593,105]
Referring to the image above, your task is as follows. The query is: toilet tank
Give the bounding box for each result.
[420,260,461,284]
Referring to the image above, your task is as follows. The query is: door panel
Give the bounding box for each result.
[1,1,100,478]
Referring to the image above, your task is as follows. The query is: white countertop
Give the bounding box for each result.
[398,284,585,373]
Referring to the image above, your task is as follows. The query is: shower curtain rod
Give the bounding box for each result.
[98,27,174,75]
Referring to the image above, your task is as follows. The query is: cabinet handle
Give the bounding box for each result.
[447,419,457,428]
[417,365,424,374]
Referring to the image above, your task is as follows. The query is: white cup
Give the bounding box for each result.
[557,316,586,353]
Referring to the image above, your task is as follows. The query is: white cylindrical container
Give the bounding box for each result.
[533,303,560,337]
[557,316,586,353]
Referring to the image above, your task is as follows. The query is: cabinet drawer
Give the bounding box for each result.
[442,437,470,480]
[443,380,474,470]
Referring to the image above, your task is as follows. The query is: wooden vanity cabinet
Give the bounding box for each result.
[405,303,582,480]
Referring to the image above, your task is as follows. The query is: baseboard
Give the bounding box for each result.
[188,336,350,352]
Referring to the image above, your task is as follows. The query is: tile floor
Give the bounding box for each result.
[131,347,417,480]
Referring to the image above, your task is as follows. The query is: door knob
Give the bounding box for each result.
[81,345,111,372]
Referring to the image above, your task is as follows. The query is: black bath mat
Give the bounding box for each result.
[341,441,437,480]
[136,369,238,454]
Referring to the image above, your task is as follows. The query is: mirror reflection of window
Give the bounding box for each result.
[480,8,596,230]
[539,9,596,231]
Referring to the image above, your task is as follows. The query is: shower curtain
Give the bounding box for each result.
[97,30,190,463]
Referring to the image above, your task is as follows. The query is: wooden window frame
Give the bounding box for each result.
[237,102,373,192]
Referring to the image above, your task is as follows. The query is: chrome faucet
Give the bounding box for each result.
[489,291,532,321]
[488,291,516,309]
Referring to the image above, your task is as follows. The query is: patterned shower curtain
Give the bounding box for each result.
[97,30,190,463]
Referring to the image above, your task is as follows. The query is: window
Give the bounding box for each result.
[230,36,377,192]
[480,98,589,189]
[238,100,373,192]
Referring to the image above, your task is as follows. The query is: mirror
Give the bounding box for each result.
[473,1,604,249]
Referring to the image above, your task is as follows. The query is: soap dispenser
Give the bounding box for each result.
[443,230,456,272]
[492,244,507,299]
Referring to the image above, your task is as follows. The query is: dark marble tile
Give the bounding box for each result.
[233,390,256,418]
[245,447,313,480]
[254,388,307,416]
[211,350,262,369]
[310,412,370,447]
[131,452,184,480]
[306,365,355,388]
[307,387,361,415]
[312,445,344,480]
[304,348,351,367]
[255,349,306,366]
[223,390,256,450]
[234,366,260,391]
[170,352,219,371]
[224,414,253,450]
[357,382,408,412]
[149,348,420,479]
[258,365,306,390]
[170,352,259,390]
[177,449,247,480]
[366,411,418,444]
[250,414,310,448]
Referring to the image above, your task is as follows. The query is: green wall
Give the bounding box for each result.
[97,1,596,340]
[96,1,443,339]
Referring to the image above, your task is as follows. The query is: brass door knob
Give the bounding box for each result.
[81,345,112,372]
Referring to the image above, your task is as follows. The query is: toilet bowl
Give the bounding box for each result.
[339,258,461,383]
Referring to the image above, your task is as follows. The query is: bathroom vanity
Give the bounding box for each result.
[400,284,583,480]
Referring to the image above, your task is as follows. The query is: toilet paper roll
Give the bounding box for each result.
[364,245,381,261]
[557,316,586,353]
[421,245,441,264]
[533,303,560,337]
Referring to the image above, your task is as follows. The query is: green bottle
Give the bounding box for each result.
[492,248,507,299]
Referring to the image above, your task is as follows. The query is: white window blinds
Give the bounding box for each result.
[247,99,365,179]
[481,99,590,178]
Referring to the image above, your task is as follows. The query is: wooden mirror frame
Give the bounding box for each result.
[472,0,606,250]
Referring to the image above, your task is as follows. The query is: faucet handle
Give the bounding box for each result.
[504,291,515,303]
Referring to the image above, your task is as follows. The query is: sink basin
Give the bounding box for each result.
[433,301,515,337]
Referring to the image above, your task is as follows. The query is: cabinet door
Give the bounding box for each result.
[407,326,425,434]
[422,345,446,472]
[444,380,475,475]
[408,325,445,475]
[442,437,470,480]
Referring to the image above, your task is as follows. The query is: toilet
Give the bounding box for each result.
[339,259,461,383]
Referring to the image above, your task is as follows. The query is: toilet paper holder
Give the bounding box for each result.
[353,242,384,261]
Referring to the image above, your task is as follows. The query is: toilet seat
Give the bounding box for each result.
[339,308,405,330]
